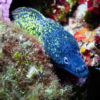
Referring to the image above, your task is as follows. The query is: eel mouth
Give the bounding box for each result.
[76,66,87,74]
[65,65,88,78]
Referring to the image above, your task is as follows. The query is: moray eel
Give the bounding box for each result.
[12,7,88,77]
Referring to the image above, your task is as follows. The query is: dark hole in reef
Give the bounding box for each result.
[51,58,100,100]
[95,43,100,49]
[50,59,79,85]
[9,0,31,20]
[9,0,54,20]
[70,67,100,100]
[9,0,78,25]
[86,67,100,100]
[84,11,100,30]
[66,2,79,18]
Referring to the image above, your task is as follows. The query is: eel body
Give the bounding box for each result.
[12,7,88,77]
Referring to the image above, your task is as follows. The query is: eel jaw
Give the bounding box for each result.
[64,65,88,78]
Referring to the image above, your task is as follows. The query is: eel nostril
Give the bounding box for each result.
[82,65,87,70]
[76,65,87,73]
[76,68,81,73]
[82,65,85,68]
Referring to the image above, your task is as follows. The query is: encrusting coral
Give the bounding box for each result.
[0,18,73,100]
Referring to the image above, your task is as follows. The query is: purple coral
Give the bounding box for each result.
[0,0,12,21]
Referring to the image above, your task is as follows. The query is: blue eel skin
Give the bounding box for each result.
[12,7,88,77]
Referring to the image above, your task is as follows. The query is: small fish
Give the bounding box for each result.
[12,7,88,77]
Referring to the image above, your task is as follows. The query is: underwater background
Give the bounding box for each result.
[0,0,100,100]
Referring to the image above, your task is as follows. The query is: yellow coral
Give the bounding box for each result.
[80,47,86,53]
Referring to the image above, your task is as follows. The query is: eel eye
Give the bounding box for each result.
[64,57,68,64]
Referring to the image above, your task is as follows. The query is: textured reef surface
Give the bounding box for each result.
[0,18,74,100]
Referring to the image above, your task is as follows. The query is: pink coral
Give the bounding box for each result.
[0,0,12,21]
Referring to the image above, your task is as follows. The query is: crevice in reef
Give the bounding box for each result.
[9,0,31,20]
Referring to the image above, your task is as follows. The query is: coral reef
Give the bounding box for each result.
[64,0,100,68]
[0,18,73,100]
[64,17,100,68]
[75,27,100,68]
[0,0,100,99]
[87,0,100,15]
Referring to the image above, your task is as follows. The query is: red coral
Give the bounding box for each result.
[64,2,69,12]
[49,13,56,20]
[87,0,100,15]
[83,49,91,56]
[56,0,66,5]
[48,0,69,22]
[95,35,100,43]
[52,4,60,12]
[82,49,93,66]
[79,0,86,4]
[74,31,86,42]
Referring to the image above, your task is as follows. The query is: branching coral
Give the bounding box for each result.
[0,18,73,100]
